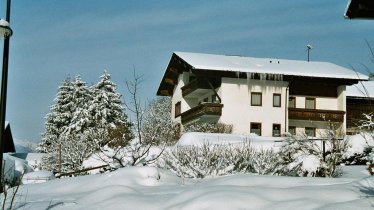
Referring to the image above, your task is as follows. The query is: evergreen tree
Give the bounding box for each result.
[40,71,134,173]
[91,70,133,146]
[40,77,75,153]
[65,75,94,135]
[41,75,95,172]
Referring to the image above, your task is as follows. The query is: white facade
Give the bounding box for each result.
[219,78,288,136]
[171,73,346,137]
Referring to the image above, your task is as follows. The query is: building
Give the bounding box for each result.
[346,81,374,134]
[345,0,374,19]
[3,121,15,153]
[157,52,368,137]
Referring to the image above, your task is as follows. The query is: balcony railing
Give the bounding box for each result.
[182,78,220,98]
[288,108,345,122]
[181,103,223,124]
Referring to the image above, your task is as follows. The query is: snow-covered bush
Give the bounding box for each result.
[92,138,163,170]
[160,142,281,178]
[40,131,97,174]
[342,133,374,165]
[142,97,180,146]
[252,149,279,175]
[160,143,255,178]
[342,150,369,165]
[276,132,348,177]
[357,113,374,174]
[183,122,233,134]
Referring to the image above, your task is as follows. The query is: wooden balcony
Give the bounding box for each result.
[182,78,220,98]
[288,108,345,122]
[181,103,223,124]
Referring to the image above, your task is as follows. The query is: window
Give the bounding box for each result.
[273,94,281,107]
[250,123,262,136]
[175,101,181,118]
[288,126,296,135]
[273,124,281,137]
[251,92,262,106]
[289,97,296,108]
[305,97,316,109]
[305,127,316,137]
[203,97,209,103]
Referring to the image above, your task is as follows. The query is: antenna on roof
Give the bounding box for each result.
[306,44,313,62]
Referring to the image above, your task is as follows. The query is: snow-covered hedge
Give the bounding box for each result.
[161,132,348,178]
[160,143,254,178]
[159,142,281,178]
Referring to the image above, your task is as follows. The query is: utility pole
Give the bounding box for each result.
[0,0,12,193]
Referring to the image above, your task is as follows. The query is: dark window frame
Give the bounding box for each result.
[251,92,262,106]
[305,127,316,137]
[273,94,281,107]
[250,122,262,136]
[272,124,281,137]
[288,126,296,135]
[289,96,296,108]
[305,97,316,109]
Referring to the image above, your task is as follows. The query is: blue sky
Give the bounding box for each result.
[0,0,373,142]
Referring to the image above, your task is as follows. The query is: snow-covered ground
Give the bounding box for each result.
[5,165,373,210]
[2,133,372,209]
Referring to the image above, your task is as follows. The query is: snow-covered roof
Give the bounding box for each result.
[346,81,374,98]
[174,52,368,81]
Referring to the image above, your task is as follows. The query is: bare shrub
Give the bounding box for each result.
[183,122,233,134]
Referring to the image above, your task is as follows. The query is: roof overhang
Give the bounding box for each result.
[345,0,374,19]
[157,53,192,96]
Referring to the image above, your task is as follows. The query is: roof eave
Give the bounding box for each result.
[156,53,194,96]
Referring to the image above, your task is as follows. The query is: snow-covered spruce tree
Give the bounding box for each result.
[41,75,95,173]
[90,70,133,147]
[142,97,180,146]
[40,77,75,153]
[64,75,94,135]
